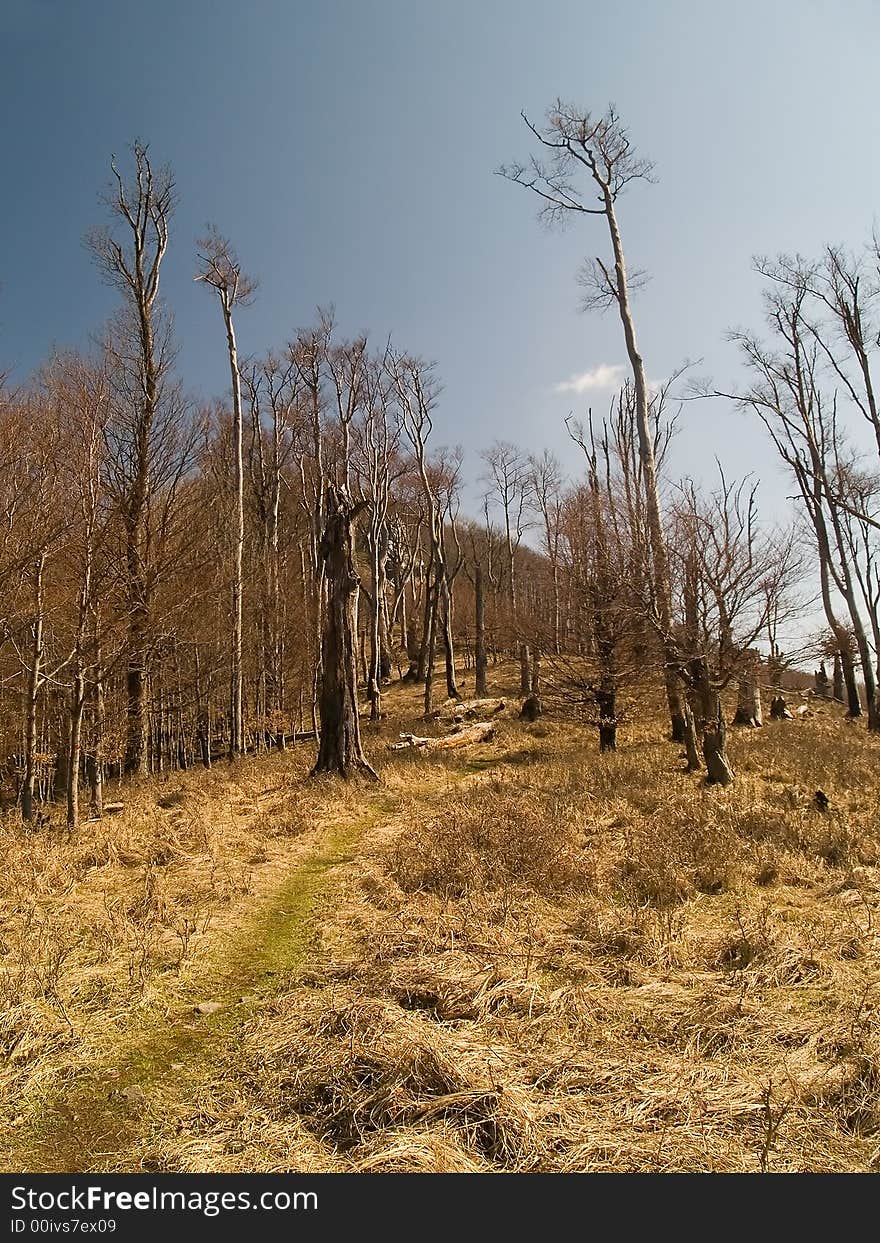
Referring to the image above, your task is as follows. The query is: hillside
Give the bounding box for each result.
[1,668,878,1174]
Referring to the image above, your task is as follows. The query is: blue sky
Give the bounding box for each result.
[2,0,878,525]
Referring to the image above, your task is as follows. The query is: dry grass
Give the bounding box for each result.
[3,671,880,1172]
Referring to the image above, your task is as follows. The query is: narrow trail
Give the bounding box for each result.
[8,756,490,1174]
[10,817,369,1172]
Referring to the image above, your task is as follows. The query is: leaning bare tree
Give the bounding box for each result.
[499,101,687,741]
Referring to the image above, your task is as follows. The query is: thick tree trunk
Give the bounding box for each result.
[311,486,377,779]
[703,704,734,785]
[474,565,488,697]
[842,652,861,717]
[596,680,616,752]
[687,657,734,783]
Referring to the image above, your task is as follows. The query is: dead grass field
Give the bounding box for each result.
[2,668,879,1172]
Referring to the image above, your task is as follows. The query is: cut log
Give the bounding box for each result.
[389,721,495,751]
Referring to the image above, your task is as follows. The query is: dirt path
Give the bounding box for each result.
[8,805,376,1172]
[6,749,491,1173]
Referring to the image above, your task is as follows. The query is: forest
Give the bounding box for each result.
[2,99,879,1177]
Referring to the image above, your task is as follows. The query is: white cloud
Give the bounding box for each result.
[553,364,626,395]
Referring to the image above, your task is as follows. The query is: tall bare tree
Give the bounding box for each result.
[88,141,177,775]
[500,101,687,740]
[195,227,257,758]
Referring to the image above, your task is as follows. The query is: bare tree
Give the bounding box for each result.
[392,353,461,714]
[670,471,802,780]
[480,440,533,626]
[243,353,302,748]
[529,450,566,654]
[44,354,110,827]
[195,227,257,758]
[87,141,177,775]
[500,101,687,740]
[311,483,377,780]
[729,273,879,728]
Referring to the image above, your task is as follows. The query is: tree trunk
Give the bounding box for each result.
[596,680,616,751]
[54,704,71,807]
[22,554,45,823]
[665,669,687,743]
[87,628,104,818]
[832,653,844,703]
[222,302,245,759]
[423,573,439,720]
[125,599,149,775]
[441,577,459,700]
[687,657,734,783]
[311,486,377,779]
[733,677,763,727]
[519,644,532,695]
[474,565,488,697]
[682,703,702,771]
[842,653,861,717]
[604,188,683,743]
[68,671,86,830]
[703,704,734,785]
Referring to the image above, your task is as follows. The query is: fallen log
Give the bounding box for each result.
[389,721,496,751]
[444,697,506,721]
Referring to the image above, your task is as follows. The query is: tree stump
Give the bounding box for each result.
[519,694,543,722]
[732,678,763,727]
[769,694,793,720]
